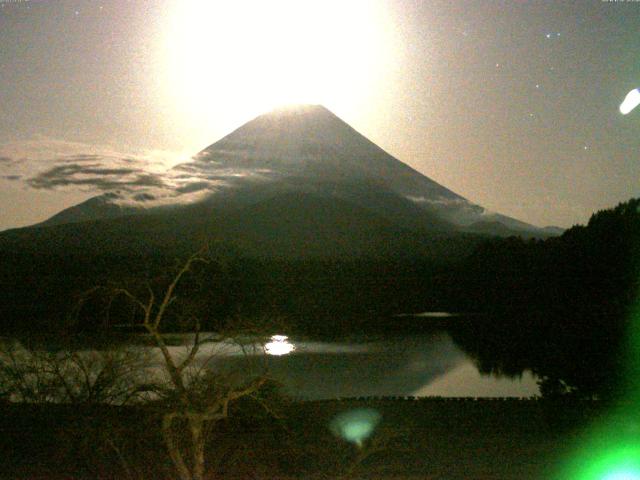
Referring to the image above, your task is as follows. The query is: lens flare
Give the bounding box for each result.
[555,435,640,479]
[603,471,640,480]
[329,408,381,447]
[555,301,640,478]
[620,89,640,115]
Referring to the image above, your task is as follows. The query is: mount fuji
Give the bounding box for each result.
[0,105,564,332]
[36,105,552,237]
[1,105,560,260]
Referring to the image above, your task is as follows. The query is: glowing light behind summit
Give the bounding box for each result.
[160,0,398,133]
[0,1,639,230]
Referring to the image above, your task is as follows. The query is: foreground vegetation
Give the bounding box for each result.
[0,198,638,478]
[446,198,640,399]
[0,397,605,479]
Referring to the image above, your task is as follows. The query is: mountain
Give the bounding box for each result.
[34,105,552,237]
[0,105,564,333]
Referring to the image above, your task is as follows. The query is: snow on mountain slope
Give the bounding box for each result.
[35,104,548,235]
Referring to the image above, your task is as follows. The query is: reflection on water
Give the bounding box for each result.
[2,331,540,401]
[413,362,539,398]
[258,332,539,399]
[264,334,296,356]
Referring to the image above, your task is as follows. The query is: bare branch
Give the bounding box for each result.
[145,284,155,323]
[112,288,150,317]
[162,413,192,480]
[250,390,284,420]
[153,248,209,330]
[69,244,283,480]
[177,319,201,373]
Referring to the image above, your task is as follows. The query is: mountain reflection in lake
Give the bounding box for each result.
[159,331,539,400]
[2,331,539,401]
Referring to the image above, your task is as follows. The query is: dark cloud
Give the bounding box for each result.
[5,145,275,210]
[172,163,201,174]
[131,173,165,187]
[176,181,213,194]
[26,161,165,191]
[84,167,138,176]
[58,154,104,163]
[133,192,156,202]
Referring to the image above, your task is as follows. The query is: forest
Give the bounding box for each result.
[0,198,638,400]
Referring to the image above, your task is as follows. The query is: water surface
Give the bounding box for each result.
[259,332,539,399]
[2,330,540,401]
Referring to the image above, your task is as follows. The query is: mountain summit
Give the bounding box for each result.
[187,104,468,212]
[36,104,545,236]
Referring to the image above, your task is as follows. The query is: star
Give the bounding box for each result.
[583,145,589,150]
[546,33,552,39]
[535,84,540,89]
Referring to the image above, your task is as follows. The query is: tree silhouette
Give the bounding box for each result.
[98,248,277,480]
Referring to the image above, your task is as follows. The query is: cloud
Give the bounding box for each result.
[26,163,166,191]
[175,181,213,194]
[133,192,156,202]
[406,195,472,207]
[0,136,277,209]
[0,137,187,207]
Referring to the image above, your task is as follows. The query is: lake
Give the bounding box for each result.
[1,330,540,401]
[251,331,539,399]
[144,330,540,400]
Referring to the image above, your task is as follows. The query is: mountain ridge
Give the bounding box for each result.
[31,104,552,237]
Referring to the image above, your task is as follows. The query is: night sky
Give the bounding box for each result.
[0,0,638,230]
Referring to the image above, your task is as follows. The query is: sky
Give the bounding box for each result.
[0,0,638,230]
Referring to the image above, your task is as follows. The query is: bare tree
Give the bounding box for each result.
[337,428,402,480]
[104,248,275,480]
[0,338,149,405]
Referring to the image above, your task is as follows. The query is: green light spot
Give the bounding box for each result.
[560,442,640,480]
[603,471,640,480]
[556,300,640,479]
[329,408,381,446]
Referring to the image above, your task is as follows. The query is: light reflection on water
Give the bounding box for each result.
[2,331,540,401]
[265,335,295,356]
[160,331,538,399]
[257,332,539,400]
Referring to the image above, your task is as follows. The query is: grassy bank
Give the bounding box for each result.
[0,397,606,479]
